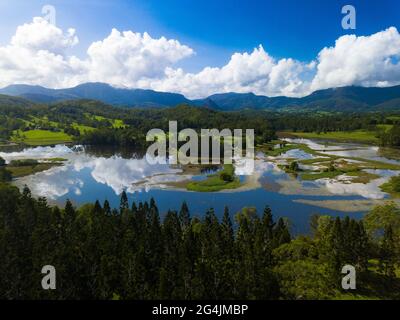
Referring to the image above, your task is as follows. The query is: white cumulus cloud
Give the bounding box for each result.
[311,27,400,91]
[143,46,314,98]
[0,17,82,88]
[1,17,400,98]
[84,28,194,87]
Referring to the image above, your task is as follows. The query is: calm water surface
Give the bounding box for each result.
[1,141,398,234]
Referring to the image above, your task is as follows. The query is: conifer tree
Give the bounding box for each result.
[103,199,111,216]
[179,201,191,228]
[221,206,234,257]
[380,225,396,278]
[119,191,129,214]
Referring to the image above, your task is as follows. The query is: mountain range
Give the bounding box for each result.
[1,82,400,111]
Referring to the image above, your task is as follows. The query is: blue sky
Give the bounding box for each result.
[1,0,399,71]
[0,0,400,97]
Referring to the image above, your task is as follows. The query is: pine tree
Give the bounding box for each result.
[179,201,191,228]
[262,206,275,241]
[161,210,183,298]
[221,206,234,256]
[380,225,396,278]
[328,217,345,287]
[64,199,76,229]
[103,199,111,216]
[355,221,369,273]
[147,199,163,297]
[273,218,291,247]
[94,200,102,214]
[131,201,138,213]
[119,191,129,214]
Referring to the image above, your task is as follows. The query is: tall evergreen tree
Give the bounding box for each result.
[119,191,129,214]
[380,225,396,278]
[103,199,111,216]
[179,201,191,229]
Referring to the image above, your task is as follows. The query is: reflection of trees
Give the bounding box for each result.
[83,145,146,159]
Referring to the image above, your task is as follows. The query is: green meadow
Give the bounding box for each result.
[12,129,73,146]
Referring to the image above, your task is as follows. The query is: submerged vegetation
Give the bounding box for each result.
[6,162,61,178]
[259,139,399,185]
[0,156,63,180]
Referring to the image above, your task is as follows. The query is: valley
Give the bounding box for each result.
[1,90,400,300]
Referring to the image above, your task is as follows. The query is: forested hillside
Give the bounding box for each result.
[3,96,400,147]
[2,83,400,111]
[0,99,276,146]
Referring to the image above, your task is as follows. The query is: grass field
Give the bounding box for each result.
[12,129,72,146]
[4,113,127,146]
[280,130,379,144]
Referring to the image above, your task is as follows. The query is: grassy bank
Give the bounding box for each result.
[380,175,400,198]
[6,159,63,178]
[301,168,380,182]
[186,164,241,192]
[7,163,59,177]
[257,141,298,157]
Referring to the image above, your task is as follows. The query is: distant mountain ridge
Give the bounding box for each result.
[1,82,400,111]
[0,83,190,108]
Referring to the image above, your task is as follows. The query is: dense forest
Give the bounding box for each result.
[0,182,399,300]
[268,111,400,146]
[0,99,276,146]
[3,96,400,147]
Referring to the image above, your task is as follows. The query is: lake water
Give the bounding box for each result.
[1,139,399,234]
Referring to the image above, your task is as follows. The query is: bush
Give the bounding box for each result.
[289,161,299,172]
[220,171,234,182]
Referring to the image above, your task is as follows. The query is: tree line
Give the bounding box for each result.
[3,98,400,147]
[0,183,399,300]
